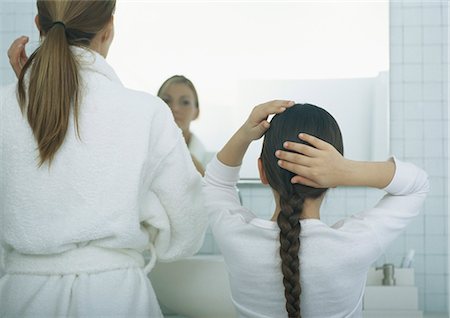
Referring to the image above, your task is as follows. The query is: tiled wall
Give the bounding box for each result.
[388,0,448,312]
[1,0,448,314]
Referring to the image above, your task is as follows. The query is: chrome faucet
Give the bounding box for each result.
[376,263,396,286]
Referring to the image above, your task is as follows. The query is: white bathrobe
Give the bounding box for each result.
[0,47,207,317]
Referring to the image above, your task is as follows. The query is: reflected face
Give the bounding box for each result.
[160,83,199,131]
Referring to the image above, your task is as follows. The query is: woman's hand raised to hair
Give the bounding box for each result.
[7,36,29,78]
[275,133,351,188]
[241,100,295,141]
[217,100,295,167]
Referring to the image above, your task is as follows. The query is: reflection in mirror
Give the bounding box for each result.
[108,1,389,178]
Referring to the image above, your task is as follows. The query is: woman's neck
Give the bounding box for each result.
[183,130,192,145]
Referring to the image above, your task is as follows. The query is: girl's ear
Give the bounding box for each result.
[258,158,269,185]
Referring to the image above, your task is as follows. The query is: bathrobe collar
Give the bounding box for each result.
[72,46,123,86]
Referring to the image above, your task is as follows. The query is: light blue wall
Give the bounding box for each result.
[0,0,448,313]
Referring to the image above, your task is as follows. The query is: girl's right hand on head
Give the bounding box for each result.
[241,100,295,141]
[7,36,29,78]
[275,133,350,188]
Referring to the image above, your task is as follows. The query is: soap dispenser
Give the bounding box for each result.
[376,263,396,286]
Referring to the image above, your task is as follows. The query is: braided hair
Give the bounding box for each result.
[260,104,343,318]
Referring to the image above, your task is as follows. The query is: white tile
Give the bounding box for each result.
[422,6,443,26]
[390,66,404,83]
[423,82,443,101]
[390,139,405,157]
[429,176,445,196]
[443,3,448,27]
[404,83,423,101]
[404,101,424,120]
[390,4,403,26]
[423,101,444,119]
[423,45,443,63]
[424,26,443,45]
[405,120,424,139]
[390,45,403,63]
[414,254,426,275]
[403,64,423,81]
[424,196,446,217]
[443,46,448,63]
[425,293,448,312]
[425,255,446,274]
[416,273,426,295]
[391,119,405,138]
[423,64,443,81]
[404,26,423,45]
[424,158,446,177]
[424,139,444,157]
[390,82,404,101]
[404,46,423,63]
[424,235,446,254]
[390,101,405,120]
[424,120,444,139]
[390,27,404,46]
[403,6,423,26]
[406,235,425,254]
[418,290,425,310]
[401,2,422,10]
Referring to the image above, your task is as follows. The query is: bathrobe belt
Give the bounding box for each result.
[4,244,157,275]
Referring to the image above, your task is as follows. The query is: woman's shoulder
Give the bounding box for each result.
[102,85,174,124]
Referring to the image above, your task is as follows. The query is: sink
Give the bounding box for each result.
[363,267,422,318]
[148,255,236,318]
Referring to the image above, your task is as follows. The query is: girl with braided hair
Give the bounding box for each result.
[203,101,429,318]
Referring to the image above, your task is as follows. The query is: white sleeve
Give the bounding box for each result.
[339,157,430,252]
[140,102,207,261]
[202,155,242,222]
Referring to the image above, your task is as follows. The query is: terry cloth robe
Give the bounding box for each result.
[0,46,207,318]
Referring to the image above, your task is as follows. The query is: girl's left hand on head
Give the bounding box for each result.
[275,133,349,188]
[242,100,295,141]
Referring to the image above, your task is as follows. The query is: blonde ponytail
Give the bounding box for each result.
[17,0,116,167]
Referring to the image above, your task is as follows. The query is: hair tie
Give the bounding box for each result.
[51,21,66,29]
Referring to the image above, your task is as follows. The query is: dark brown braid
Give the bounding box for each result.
[278,194,305,318]
[260,104,344,318]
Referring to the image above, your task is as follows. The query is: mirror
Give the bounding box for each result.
[108,1,389,178]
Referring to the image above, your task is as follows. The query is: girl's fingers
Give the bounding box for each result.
[290,176,323,188]
[298,133,331,150]
[282,141,320,157]
[258,100,294,115]
[277,159,312,179]
[275,150,313,167]
[251,100,294,125]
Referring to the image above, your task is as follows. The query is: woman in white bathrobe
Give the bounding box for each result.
[0,1,207,317]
